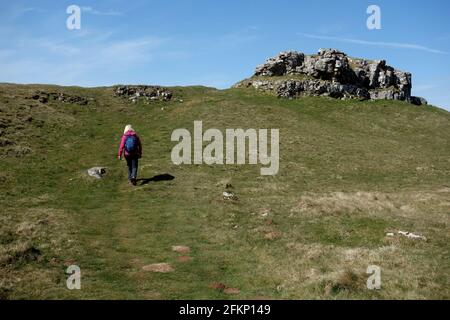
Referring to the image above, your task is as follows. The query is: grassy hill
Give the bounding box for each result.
[0,83,449,299]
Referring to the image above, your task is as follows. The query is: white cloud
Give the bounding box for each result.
[299,33,448,54]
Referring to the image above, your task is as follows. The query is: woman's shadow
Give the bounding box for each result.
[137,173,175,185]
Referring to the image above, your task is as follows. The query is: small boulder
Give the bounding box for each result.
[223,191,238,200]
[87,167,106,179]
[410,96,428,106]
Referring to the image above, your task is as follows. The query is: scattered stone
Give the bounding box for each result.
[260,208,271,217]
[114,85,172,102]
[398,230,427,241]
[235,48,428,105]
[386,232,394,237]
[29,91,90,105]
[172,245,191,254]
[223,191,238,200]
[87,167,106,179]
[142,263,174,273]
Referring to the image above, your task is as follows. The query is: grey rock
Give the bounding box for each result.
[369,89,396,100]
[275,79,370,100]
[410,96,428,106]
[255,51,304,76]
[115,85,172,102]
[87,167,106,179]
[29,91,90,105]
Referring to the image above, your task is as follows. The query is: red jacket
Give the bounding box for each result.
[118,130,142,158]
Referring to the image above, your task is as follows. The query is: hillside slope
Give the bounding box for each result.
[0,83,449,299]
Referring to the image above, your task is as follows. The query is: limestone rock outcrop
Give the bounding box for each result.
[235,49,427,105]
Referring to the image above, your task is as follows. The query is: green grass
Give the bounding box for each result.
[235,74,316,87]
[0,83,449,299]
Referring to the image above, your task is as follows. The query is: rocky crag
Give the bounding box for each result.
[234,49,427,105]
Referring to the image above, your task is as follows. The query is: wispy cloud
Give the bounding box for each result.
[299,33,448,54]
[0,33,168,86]
[81,6,123,16]
[7,6,46,21]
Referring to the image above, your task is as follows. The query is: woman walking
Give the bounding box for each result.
[118,124,142,186]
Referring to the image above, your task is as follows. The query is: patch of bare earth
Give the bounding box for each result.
[223,287,240,294]
[210,282,240,295]
[171,245,191,254]
[210,282,226,290]
[176,256,192,263]
[264,231,282,240]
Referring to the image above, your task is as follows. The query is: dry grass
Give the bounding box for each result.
[0,205,78,299]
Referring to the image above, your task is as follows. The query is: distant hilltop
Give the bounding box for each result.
[234,48,427,105]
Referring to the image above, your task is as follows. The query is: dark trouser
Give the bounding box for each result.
[125,156,138,181]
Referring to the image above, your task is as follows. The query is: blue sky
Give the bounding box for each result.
[1,0,449,109]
